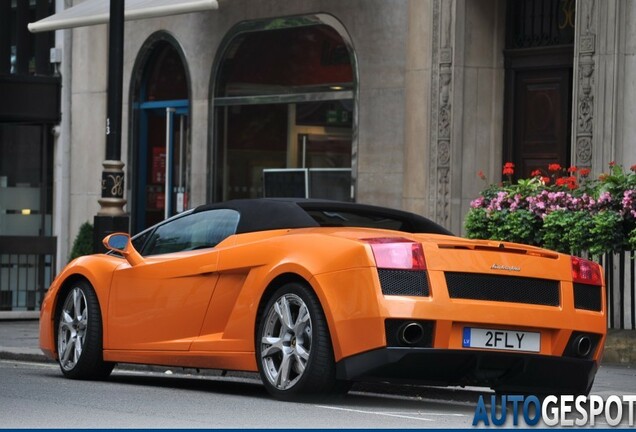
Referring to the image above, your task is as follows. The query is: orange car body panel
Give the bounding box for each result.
[40,227,606,374]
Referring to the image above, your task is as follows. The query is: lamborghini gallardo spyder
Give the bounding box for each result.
[40,199,606,400]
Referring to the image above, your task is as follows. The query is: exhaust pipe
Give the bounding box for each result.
[399,322,424,346]
[572,335,592,358]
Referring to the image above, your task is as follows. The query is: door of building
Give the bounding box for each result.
[503,0,576,178]
[134,99,189,233]
[131,38,190,234]
[504,58,572,177]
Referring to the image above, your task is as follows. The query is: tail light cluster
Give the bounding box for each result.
[571,256,603,312]
[365,238,429,297]
[364,238,426,270]
[571,256,602,286]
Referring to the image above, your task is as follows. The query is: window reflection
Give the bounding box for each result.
[214,20,356,202]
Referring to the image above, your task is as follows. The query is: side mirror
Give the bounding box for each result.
[104,233,129,253]
[103,233,144,267]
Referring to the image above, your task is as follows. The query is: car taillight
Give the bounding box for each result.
[364,238,426,270]
[571,256,602,285]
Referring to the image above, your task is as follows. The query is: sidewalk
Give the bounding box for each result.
[0,319,46,362]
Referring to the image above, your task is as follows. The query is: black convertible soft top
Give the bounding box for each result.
[193,198,453,236]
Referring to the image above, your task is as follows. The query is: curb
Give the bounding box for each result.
[0,350,50,364]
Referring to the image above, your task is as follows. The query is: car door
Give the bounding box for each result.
[106,209,240,351]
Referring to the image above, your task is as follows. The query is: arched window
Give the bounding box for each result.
[131,35,190,233]
[211,16,357,202]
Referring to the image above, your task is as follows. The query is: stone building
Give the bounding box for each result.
[1,0,635,313]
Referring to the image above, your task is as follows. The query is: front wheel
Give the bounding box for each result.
[56,281,114,379]
[256,282,346,400]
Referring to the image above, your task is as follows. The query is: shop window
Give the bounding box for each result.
[213,17,357,202]
[0,124,52,237]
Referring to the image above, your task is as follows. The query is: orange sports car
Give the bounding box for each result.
[39,199,606,400]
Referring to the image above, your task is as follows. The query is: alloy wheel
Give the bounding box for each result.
[260,293,312,390]
[57,287,88,371]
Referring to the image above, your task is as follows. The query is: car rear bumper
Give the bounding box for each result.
[336,347,597,395]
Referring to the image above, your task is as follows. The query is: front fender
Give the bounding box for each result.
[39,254,125,359]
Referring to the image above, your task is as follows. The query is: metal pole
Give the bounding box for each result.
[106,0,124,162]
[165,107,175,220]
[94,0,129,251]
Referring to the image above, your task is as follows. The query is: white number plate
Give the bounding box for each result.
[462,327,540,352]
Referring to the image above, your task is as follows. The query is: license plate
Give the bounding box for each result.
[462,327,540,352]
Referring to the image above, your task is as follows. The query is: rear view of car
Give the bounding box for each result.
[334,235,605,396]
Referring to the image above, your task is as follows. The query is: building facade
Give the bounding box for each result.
[3,0,636,313]
[0,0,58,314]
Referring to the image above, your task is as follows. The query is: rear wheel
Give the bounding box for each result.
[256,282,347,400]
[56,281,113,379]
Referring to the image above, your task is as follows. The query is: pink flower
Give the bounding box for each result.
[470,196,485,208]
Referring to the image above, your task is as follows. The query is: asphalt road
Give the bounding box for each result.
[0,359,481,428]
[1,360,635,428]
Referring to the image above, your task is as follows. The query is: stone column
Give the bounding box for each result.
[402,0,434,217]
[573,0,632,173]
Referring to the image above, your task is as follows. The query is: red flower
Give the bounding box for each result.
[530,169,542,177]
[554,176,578,189]
[548,163,562,172]
[630,164,636,172]
[541,177,551,184]
[580,168,591,177]
[502,162,514,176]
[567,166,577,173]
[566,176,578,190]
[477,170,486,180]
[609,161,616,167]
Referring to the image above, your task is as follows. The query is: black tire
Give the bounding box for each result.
[256,282,348,401]
[56,280,114,379]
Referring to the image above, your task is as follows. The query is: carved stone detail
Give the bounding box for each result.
[580,34,595,53]
[436,167,450,224]
[575,0,596,169]
[438,140,450,166]
[429,0,453,228]
[577,137,593,164]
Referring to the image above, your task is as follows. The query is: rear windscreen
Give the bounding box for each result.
[305,210,405,231]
